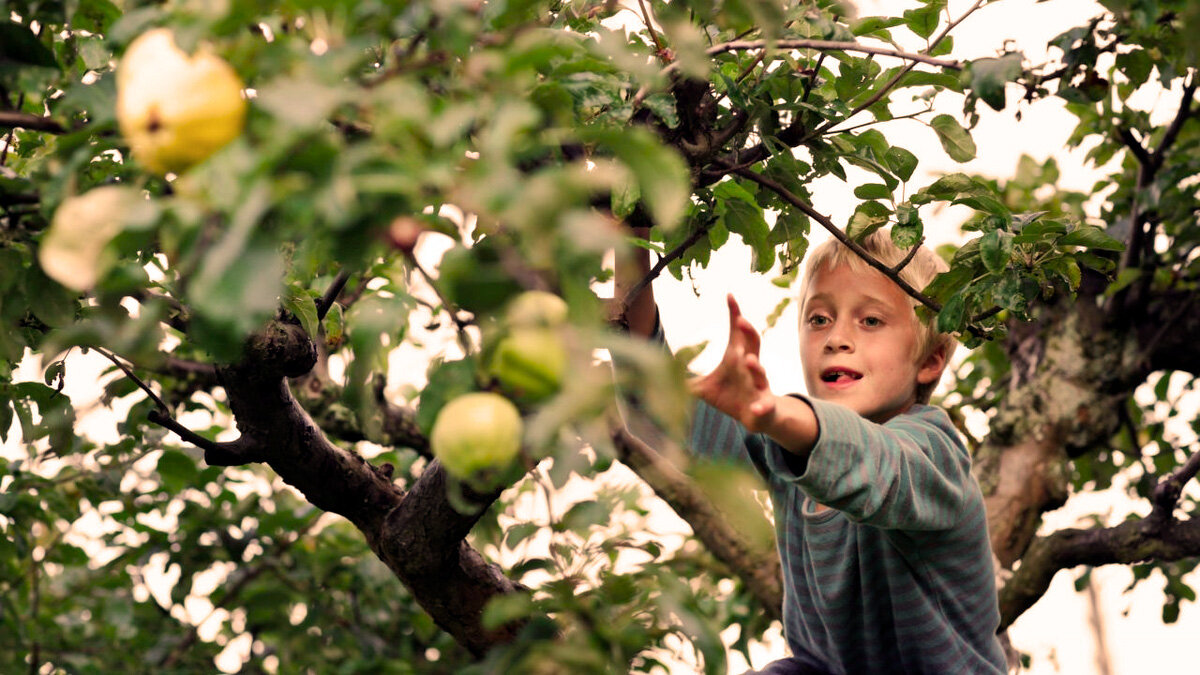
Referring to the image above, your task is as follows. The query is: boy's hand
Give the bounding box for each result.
[688,295,778,433]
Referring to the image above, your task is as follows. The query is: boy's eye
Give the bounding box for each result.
[808,314,831,327]
[862,316,883,327]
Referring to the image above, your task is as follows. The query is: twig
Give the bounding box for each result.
[1150,445,1200,526]
[802,52,827,104]
[703,40,960,69]
[891,237,924,274]
[824,108,930,136]
[620,221,715,320]
[813,0,984,137]
[404,251,474,354]
[633,38,961,109]
[637,0,666,58]
[316,269,351,321]
[91,346,168,412]
[728,166,941,312]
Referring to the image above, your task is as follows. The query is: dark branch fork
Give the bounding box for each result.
[997,446,1200,629]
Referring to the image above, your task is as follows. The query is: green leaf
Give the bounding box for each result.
[923,266,972,304]
[853,183,892,200]
[1060,225,1125,251]
[930,114,977,162]
[715,181,773,273]
[415,359,479,435]
[892,222,922,249]
[967,53,1025,111]
[504,522,541,550]
[283,287,320,341]
[903,0,945,39]
[584,128,690,230]
[980,230,1014,274]
[482,592,535,631]
[0,22,59,68]
[846,201,892,240]
[936,292,966,334]
[156,450,198,493]
[926,173,977,198]
[322,303,345,349]
[884,147,919,181]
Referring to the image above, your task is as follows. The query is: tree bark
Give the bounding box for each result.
[204,321,524,657]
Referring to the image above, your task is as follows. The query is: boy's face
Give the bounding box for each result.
[799,263,945,424]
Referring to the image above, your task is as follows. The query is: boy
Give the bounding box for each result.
[618,229,1008,674]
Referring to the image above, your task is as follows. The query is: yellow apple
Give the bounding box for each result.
[116,28,247,175]
[430,392,523,478]
[39,185,141,291]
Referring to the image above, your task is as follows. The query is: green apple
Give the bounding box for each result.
[117,28,247,175]
[430,392,523,478]
[489,328,567,402]
[505,290,568,328]
[39,185,142,291]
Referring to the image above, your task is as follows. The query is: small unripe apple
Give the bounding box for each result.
[505,290,568,328]
[430,392,523,478]
[39,185,141,291]
[489,328,567,402]
[117,28,247,175]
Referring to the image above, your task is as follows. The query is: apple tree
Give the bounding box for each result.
[3,0,1200,671]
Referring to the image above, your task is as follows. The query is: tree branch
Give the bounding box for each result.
[812,0,984,137]
[700,39,960,70]
[316,270,351,321]
[171,319,525,656]
[728,166,942,311]
[611,419,782,620]
[998,514,1200,630]
[0,111,66,134]
[618,219,714,322]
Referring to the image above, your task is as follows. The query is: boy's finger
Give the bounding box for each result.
[738,316,761,355]
[744,353,770,390]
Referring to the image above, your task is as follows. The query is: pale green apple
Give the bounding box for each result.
[489,328,567,402]
[117,28,247,175]
[505,290,568,328]
[430,392,523,478]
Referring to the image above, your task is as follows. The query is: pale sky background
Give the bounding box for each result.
[5,1,1199,673]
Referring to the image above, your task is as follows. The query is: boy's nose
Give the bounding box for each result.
[824,331,853,352]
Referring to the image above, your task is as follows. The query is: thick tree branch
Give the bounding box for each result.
[998,514,1200,630]
[167,319,524,656]
[980,274,1150,568]
[611,420,782,621]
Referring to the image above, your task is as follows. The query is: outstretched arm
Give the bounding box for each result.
[690,295,820,459]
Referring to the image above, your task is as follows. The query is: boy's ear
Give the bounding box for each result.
[916,340,949,385]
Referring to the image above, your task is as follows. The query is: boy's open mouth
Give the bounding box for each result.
[820,367,863,384]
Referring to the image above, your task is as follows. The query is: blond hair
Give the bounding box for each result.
[797,230,956,404]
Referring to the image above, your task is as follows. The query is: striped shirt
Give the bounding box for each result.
[690,398,1008,674]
